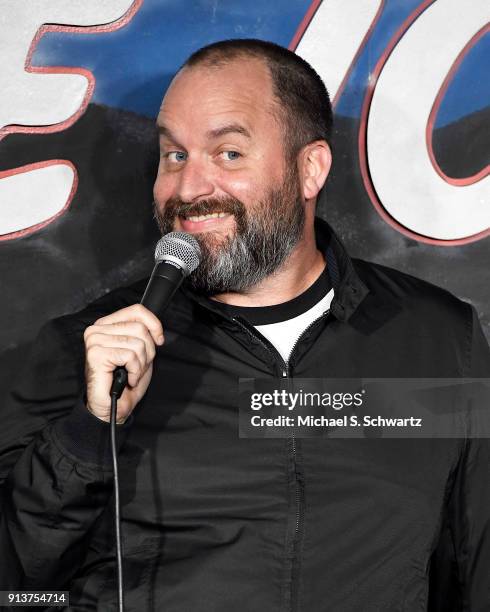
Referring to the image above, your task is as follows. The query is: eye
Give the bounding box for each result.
[219,150,241,161]
[165,151,187,163]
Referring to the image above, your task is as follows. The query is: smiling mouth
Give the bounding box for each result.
[181,212,228,222]
[177,211,235,233]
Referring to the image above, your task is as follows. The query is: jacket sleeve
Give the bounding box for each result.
[445,436,490,612]
[429,305,490,611]
[451,307,490,611]
[0,318,131,590]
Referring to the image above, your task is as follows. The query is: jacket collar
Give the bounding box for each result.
[315,217,369,322]
[182,216,369,322]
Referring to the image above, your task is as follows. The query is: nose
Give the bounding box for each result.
[176,157,215,203]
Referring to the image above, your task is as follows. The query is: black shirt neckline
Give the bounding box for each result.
[207,264,332,326]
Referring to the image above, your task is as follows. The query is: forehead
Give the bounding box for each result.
[157,58,279,137]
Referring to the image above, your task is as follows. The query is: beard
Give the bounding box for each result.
[153,167,305,295]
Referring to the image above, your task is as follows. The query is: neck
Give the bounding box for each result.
[211,226,325,307]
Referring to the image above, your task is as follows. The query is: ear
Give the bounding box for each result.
[299,140,332,201]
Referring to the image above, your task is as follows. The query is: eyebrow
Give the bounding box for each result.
[206,123,251,140]
[157,124,179,142]
[157,122,251,143]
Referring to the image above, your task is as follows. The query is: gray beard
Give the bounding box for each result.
[154,169,305,295]
[186,193,305,295]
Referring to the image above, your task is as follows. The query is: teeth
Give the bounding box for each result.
[187,212,227,222]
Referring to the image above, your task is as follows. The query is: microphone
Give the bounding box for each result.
[108,232,200,612]
[141,231,201,317]
[111,231,201,398]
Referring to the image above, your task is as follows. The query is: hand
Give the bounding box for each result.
[83,304,164,423]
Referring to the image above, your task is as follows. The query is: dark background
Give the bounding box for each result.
[1,102,488,398]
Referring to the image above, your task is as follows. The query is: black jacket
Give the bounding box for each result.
[1,219,489,611]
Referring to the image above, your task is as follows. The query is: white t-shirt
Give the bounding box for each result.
[255,288,334,362]
[210,264,333,363]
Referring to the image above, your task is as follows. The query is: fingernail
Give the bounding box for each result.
[157,334,164,345]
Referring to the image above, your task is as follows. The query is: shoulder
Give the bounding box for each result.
[348,259,490,375]
[352,258,472,324]
[15,277,150,388]
[46,277,150,342]
[6,277,150,418]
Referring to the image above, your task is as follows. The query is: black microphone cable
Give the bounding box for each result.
[107,231,201,612]
[110,368,128,612]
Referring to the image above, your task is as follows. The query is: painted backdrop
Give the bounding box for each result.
[0,0,488,393]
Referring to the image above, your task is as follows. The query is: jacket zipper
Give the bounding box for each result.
[282,313,330,612]
[233,311,329,612]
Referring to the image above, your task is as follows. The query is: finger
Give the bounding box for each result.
[85,333,149,372]
[95,304,164,345]
[86,321,157,362]
[86,345,144,388]
[107,347,144,388]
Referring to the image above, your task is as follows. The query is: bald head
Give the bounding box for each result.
[176,38,333,161]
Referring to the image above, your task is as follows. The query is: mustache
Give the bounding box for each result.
[163,197,245,219]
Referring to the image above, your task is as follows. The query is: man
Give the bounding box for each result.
[1,39,489,611]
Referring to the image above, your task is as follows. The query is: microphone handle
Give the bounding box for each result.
[141,260,185,315]
[110,260,185,398]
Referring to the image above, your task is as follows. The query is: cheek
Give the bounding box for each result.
[216,173,264,205]
[216,151,285,204]
[153,172,174,204]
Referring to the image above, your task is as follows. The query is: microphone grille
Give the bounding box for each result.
[154,232,201,274]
